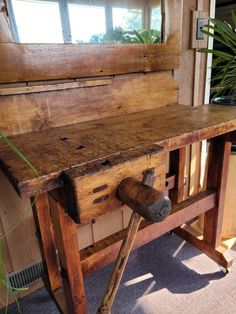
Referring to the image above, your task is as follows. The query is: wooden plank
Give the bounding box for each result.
[92,210,123,243]
[0,171,41,269]
[203,139,232,248]
[0,43,180,83]
[174,0,196,106]
[0,72,177,136]
[77,223,94,250]
[222,153,236,238]
[189,142,202,196]
[32,193,62,292]
[1,104,236,197]
[0,79,112,96]
[50,200,87,314]
[164,0,183,45]
[80,190,216,275]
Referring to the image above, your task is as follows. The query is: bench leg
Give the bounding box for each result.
[203,140,231,248]
[33,193,62,291]
[33,192,87,313]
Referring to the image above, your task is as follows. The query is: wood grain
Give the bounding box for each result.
[64,145,166,223]
[1,104,236,197]
[0,72,177,136]
[0,79,112,95]
[203,139,232,248]
[50,201,87,313]
[32,193,62,292]
[0,43,180,83]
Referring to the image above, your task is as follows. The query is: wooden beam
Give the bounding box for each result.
[32,193,62,292]
[0,78,112,95]
[203,140,231,248]
[0,43,180,83]
[50,200,87,313]
[80,190,216,275]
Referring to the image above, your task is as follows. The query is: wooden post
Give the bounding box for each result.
[203,139,232,248]
[50,195,87,314]
[33,193,62,292]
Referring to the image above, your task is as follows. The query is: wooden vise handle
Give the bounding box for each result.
[97,169,171,314]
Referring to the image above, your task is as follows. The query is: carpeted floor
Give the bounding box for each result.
[2,233,236,314]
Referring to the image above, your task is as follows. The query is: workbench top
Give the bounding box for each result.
[1,104,236,197]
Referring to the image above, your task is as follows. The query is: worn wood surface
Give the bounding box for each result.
[0,43,180,84]
[64,145,166,223]
[0,72,177,136]
[80,190,216,275]
[1,104,236,197]
[0,79,112,96]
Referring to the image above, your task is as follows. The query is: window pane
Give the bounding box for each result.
[113,8,143,31]
[68,4,106,43]
[12,0,63,43]
[150,6,162,31]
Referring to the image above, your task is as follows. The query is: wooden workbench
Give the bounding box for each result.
[1,103,236,313]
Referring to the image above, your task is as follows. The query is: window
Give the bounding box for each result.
[11,0,63,43]
[68,4,106,43]
[150,5,162,31]
[7,0,162,44]
[112,8,143,31]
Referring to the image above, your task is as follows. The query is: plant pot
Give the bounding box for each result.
[211,96,236,106]
[212,96,236,151]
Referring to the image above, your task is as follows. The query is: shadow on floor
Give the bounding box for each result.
[1,234,230,314]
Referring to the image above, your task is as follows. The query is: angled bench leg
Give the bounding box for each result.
[33,193,65,312]
[33,192,87,313]
[50,196,87,314]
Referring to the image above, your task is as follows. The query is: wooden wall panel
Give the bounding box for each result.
[0,43,180,83]
[0,171,41,269]
[0,72,177,136]
[92,210,123,243]
[0,171,43,306]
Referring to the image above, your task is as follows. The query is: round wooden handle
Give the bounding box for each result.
[117,177,171,222]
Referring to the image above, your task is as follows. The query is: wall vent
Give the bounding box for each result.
[5,260,45,289]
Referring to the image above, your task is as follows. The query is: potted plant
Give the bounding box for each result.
[199,11,236,105]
